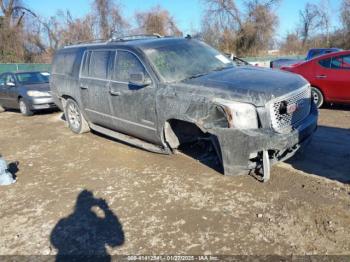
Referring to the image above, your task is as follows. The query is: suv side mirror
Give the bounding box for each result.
[6,81,15,87]
[129,72,152,87]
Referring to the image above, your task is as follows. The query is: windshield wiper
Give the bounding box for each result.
[183,72,208,81]
[183,66,232,81]
[212,66,232,72]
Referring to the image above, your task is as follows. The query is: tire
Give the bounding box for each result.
[0,105,5,113]
[311,87,324,108]
[65,99,90,134]
[19,98,34,116]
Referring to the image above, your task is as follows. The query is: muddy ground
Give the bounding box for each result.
[0,106,349,256]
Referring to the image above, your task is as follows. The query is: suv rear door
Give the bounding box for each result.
[79,49,115,127]
[109,50,159,143]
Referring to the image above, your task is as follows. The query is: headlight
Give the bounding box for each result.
[27,90,50,97]
[214,98,258,129]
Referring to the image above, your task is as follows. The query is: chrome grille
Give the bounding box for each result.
[269,85,311,133]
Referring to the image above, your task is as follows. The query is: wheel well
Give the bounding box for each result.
[164,119,206,149]
[164,119,223,173]
[60,95,75,109]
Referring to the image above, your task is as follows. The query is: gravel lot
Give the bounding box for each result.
[0,106,349,256]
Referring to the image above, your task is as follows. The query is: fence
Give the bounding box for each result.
[0,64,51,74]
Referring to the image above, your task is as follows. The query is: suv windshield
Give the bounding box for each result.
[144,40,234,82]
[16,72,49,85]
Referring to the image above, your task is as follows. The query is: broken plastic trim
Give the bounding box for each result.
[262,150,271,182]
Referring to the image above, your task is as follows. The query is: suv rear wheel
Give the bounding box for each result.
[311,87,324,108]
[19,98,33,116]
[65,99,90,134]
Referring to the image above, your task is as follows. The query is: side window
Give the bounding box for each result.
[319,58,332,68]
[6,74,15,84]
[0,74,6,86]
[113,51,149,82]
[341,55,350,69]
[89,50,112,79]
[81,51,91,77]
[52,52,77,75]
[330,55,350,70]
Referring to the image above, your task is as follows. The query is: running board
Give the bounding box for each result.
[89,123,171,155]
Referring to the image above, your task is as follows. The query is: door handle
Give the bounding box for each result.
[316,75,327,79]
[109,90,121,96]
[80,85,88,90]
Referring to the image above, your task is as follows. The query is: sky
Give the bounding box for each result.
[25,0,343,39]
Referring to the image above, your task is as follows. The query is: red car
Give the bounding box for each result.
[281,50,350,108]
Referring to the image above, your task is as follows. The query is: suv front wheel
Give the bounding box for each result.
[65,99,90,134]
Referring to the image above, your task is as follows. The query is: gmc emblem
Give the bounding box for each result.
[279,101,299,115]
[287,103,298,114]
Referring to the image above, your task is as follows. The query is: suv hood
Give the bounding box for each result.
[177,67,308,107]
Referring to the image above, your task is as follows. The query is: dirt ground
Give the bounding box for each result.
[0,106,349,256]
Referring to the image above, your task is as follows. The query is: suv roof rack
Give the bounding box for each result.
[108,33,163,43]
[64,39,107,48]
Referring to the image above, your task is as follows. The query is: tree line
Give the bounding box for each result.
[0,0,349,63]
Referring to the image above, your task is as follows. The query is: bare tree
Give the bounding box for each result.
[201,0,280,55]
[341,0,350,32]
[93,0,128,39]
[280,32,304,54]
[298,2,327,46]
[0,0,38,62]
[135,5,182,36]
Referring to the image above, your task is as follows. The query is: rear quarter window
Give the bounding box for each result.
[332,55,350,70]
[52,51,77,76]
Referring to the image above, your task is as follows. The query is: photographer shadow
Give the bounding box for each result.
[50,190,124,261]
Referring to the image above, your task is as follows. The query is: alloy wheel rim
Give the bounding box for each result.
[68,103,81,130]
[312,91,319,105]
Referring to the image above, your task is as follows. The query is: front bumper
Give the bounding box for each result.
[212,103,318,175]
[28,96,57,110]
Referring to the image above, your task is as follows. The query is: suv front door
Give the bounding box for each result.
[109,50,159,143]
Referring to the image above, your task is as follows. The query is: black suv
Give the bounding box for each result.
[50,35,318,182]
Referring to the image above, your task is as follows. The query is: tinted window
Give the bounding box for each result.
[113,51,148,82]
[52,52,77,75]
[89,50,112,79]
[309,50,322,59]
[319,58,332,68]
[0,74,6,85]
[6,74,15,84]
[331,55,350,70]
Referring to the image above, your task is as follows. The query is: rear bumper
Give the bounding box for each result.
[212,103,318,175]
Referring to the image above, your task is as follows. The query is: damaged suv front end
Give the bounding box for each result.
[143,39,318,182]
[211,85,317,182]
